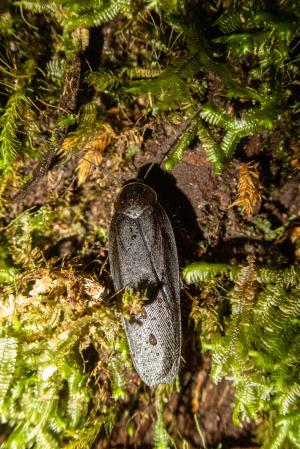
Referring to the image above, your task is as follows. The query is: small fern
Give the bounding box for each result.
[0,92,28,169]
[215,9,244,33]
[185,259,300,449]
[280,384,300,415]
[18,0,132,29]
[183,262,239,285]
[67,0,132,28]
[215,2,297,66]
[0,337,18,408]
[200,98,278,163]
[200,104,233,129]
[196,119,226,174]
[164,123,197,171]
[88,70,121,92]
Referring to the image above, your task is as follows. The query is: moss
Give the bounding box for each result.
[0,0,299,447]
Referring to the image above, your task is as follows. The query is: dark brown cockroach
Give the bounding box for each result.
[108,181,181,387]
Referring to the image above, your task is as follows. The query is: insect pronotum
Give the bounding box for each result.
[108,180,181,387]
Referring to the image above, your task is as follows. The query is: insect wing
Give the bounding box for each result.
[109,201,181,387]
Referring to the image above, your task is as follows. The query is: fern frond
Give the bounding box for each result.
[221,259,257,376]
[269,422,289,449]
[232,374,272,424]
[214,100,278,159]
[126,53,198,111]
[168,53,201,79]
[257,267,299,286]
[126,67,161,79]
[196,119,225,174]
[215,9,244,33]
[46,58,65,82]
[230,257,256,307]
[0,267,115,448]
[7,207,54,269]
[127,73,190,111]
[257,280,300,329]
[88,70,120,92]
[280,383,300,415]
[199,101,275,165]
[16,1,52,14]
[0,337,18,408]
[66,368,89,429]
[28,382,59,436]
[68,0,132,28]
[215,6,297,66]
[220,130,239,158]
[0,91,28,169]
[18,2,67,26]
[164,123,197,171]
[233,107,275,135]
[105,331,131,400]
[215,1,267,35]
[183,262,238,284]
[78,103,98,125]
[200,104,233,129]
[209,337,230,382]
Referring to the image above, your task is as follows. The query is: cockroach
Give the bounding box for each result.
[108,180,181,387]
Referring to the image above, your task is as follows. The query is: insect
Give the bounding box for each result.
[108,180,181,387]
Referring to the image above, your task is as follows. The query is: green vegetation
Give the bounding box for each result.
[183,261,300,449]
[0,0,299,448]
[0,207,130,448]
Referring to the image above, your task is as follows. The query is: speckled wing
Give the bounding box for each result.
[108,202,181,387]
